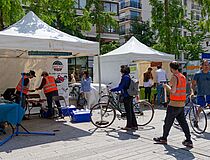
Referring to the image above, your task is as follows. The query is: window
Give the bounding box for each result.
[120,25,125,34]
[184,0,187,6]
[103,25,117,33]
[130,0,141,8]
[130,11,140,19]
[103,2,118,15]
[74,0,86,9]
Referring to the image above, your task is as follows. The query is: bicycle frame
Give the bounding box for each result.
[106,92,124,114]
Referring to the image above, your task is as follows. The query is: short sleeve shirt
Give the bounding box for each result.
[193,71,210,96]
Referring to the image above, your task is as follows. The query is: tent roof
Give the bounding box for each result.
[0,11,99,58]
[102,36,174,62]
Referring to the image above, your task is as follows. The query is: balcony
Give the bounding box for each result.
[120,1,141,10]
[119,15,141,22]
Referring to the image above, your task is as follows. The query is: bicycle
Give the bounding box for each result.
[174,95,207,134]
[90,90,154,128]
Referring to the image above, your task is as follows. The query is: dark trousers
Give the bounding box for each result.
[145,87,152,102]
[123,96,138,128]
[45,90,62,115]
[163,106,191,141]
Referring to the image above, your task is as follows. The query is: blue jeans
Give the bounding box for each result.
[157,84,164,105]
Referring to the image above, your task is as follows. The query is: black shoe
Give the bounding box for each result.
[182,140,193,148]
[207,112,210,116]
[153,137,167,144]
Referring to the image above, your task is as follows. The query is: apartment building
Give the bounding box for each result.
[119,0,142,43]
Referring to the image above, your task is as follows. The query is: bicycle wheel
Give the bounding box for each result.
[189,106,207,134]
[134,101,154,126]
[0,122,14,141]
[90,103,116,128]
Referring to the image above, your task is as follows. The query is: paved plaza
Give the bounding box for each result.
[0,107,210,160]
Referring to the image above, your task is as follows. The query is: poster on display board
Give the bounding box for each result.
[129,63,138,80]
[186,61,200,78]
[49,59,69,106]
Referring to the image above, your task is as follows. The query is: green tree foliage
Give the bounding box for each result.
[0,0,25,30]
[25,0,91,37]
[181,12,206,60]
[101,41,119,55]
[195,0,210,30]
[85,0,118,46]
[129,19,155,47]
[150,0,185,55]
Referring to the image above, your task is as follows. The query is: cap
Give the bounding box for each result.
[29,70,36,77]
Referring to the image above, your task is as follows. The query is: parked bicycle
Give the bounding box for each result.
[174,95,207,134]
[90,90,154,128]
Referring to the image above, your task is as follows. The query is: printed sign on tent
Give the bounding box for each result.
[49,59,69,106]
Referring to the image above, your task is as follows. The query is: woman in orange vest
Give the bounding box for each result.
[153,61,193,148]
[15,70,36,109]
[36,71,63,118]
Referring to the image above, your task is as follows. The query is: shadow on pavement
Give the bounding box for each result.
[0,117,91,153]
[104,128,140,140]
[163,145,195,160]
[191,131,210,141]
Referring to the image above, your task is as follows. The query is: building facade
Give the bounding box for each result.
[119,0,142,43]
[69,0,120,81]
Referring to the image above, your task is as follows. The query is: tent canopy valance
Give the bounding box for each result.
[0,11,99,58]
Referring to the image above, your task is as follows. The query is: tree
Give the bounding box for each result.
[181,12,207,60]
[0,0,26,30]
[25,0,91,37]
[129,19,155,47]
[85,0,118,51]
[150,0,185,56]
[101,41,119,55]
[195,0,210,30]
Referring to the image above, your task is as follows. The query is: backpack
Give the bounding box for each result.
[127,78,139,96]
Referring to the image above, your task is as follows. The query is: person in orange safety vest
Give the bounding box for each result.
[15,70,36,109]
[153,61,193,148]
[36,71,63,118]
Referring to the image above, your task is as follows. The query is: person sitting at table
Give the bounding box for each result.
[36,71,63,118]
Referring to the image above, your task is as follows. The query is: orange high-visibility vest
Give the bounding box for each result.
[43,76,58,94]
[170,73,186,101]
[16,76,29,95]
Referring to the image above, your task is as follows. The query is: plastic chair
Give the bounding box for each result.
[52,96,70,117]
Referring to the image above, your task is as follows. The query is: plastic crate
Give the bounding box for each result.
[61,105,76,116]
[71,109,91,123]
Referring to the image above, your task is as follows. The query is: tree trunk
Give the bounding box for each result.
[164,0,171,53]
[0,10,4,31]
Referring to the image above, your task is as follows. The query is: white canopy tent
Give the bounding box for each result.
[94,36,175,86]
[0,11,99,58]
[0,11,99,94]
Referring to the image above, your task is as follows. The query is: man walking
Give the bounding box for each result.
[191,60,210,115]
[153,61,193,148]
[155,65,167,106]
[36,71,63,118]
